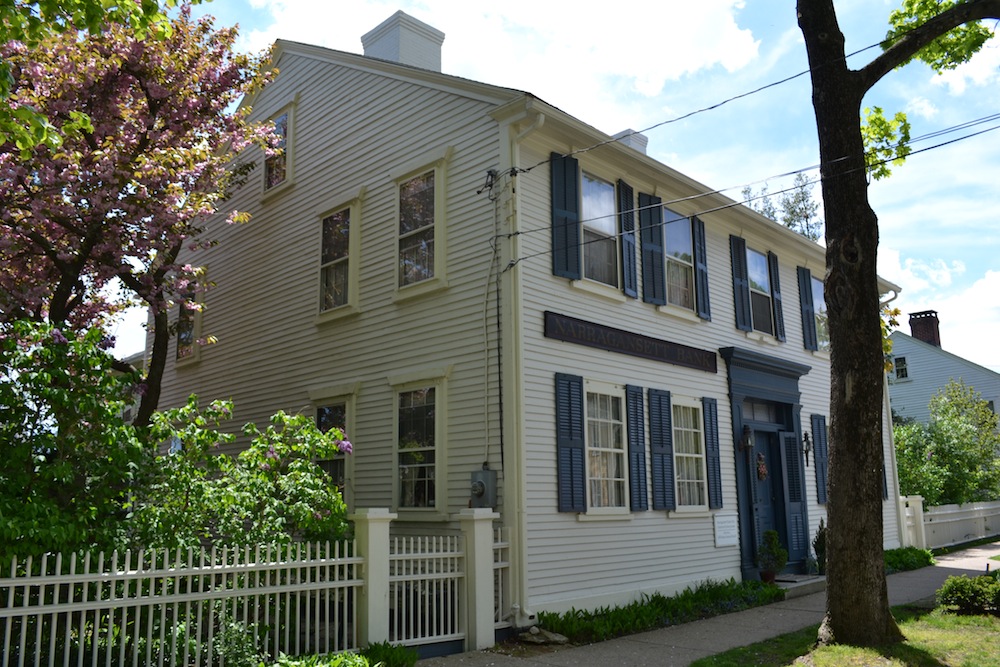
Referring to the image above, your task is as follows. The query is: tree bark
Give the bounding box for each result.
[797,0,1000,646]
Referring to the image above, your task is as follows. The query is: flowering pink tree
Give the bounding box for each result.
[0,6,275,426]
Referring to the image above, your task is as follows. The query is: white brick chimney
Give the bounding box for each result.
[361,11,445,72]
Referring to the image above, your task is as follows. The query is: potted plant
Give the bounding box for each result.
[757,530,788,583]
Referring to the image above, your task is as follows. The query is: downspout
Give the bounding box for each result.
[498,101,544,628]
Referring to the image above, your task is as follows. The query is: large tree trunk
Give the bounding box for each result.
[797,0,902,646]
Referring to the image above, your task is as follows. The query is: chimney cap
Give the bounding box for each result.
[908,310,941,347]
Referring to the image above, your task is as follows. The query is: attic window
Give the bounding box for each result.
[894,357,909,380]
[265,112,289,190]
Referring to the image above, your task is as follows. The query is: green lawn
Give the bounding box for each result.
[690,607,1000,667]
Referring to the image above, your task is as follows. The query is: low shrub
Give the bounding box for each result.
[884,546,935,574]
[268,652,372,667]
[936,573,1000,616]
[360,641,417,667]
[538,578,784,643]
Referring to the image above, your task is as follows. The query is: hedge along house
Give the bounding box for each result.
[155,11,904,628]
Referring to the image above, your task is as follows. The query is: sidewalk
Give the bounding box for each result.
[417,541,1000,667]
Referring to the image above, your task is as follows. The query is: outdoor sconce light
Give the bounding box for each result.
[803,432,813,466]
[740,424,753,452]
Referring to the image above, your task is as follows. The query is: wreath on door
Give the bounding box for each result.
[756,452,769,481]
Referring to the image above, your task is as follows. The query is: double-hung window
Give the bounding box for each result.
[797,266,829,351]
[176,288,200,362]
[316,402,348,492]
[664,210,695,309]
[731,235,785,340]
[265,112,289,190]
[581,173,618,288]
[320,209,351,311]
[585,382,628,510]
[672,400,707,508]
[550,154,638,298]
[894,357,909,380]
[397,386,437,509]
[398,171,436,287]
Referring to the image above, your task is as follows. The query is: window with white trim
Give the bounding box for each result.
[894,356,909,380]
[265,112,289,190]
[664,209,695,310]
[176,288,199,362]
[747,247,775,335]
[585,381,628,510]
[811,276,829,351]
[320,208,351,311]
[316,402,348,492]
[672,399,707,508]
[581,172,618,287]
[398,170,436,287]
[397,386,437,509]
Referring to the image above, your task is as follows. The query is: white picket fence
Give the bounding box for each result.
[900,496,1000,550]
[0,508,508,666]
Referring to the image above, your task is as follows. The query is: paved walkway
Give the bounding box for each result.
[417,541,1000,667]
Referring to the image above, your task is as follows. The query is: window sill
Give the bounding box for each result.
[657,304,702,324]
[577,511,633,522]
[315,304,360,325]
[570,279,626,303]
[393,276,449,304]
[667,508,713,519]
[811,348,831,361]
[175,352,201,368]
[744,331,779,346]
[261,178,294,203]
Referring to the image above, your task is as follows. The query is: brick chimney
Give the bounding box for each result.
[361,11,445,72]
[909,310,941,347]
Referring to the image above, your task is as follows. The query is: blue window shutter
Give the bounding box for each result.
[648,388,675,511]
[811,414,829,505]
[768,251,786,341]
[730,235,751,331]
[702,397,722,509]
[551,153,580,280]
[798,267,818,351]
[639,193,666,305]
[555,373,586,512]
[626,385,648,511]
[781,431,809,562]
[693,216,711,321]
[618,180,638,298]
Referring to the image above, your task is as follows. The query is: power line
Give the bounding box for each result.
[500,120,1000,273]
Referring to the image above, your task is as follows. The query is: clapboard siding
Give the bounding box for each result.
[158,48,513,519]
[888,332,1000,424]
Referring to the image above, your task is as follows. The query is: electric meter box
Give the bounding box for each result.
[470,469,497,509]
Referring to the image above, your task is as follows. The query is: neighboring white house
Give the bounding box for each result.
[889,311,1000,423]
[154,10,904,636]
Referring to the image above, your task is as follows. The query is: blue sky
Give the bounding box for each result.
[110,0,1000,372]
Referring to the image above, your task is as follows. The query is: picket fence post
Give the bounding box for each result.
[350,508,396,646]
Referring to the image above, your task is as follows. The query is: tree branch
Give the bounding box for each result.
[859,0,1000,91]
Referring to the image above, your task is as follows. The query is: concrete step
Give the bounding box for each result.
[776,574,826,598]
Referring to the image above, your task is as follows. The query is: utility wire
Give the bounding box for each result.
[500,120,1000,273]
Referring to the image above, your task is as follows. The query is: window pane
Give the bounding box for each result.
[399,226,435,286]
[663,214,692,262]
[812,276,829,350]
[583,229,618,286]
[751,291,774,335]
[176,291,196,360]
[265,113,288,189]
[322,210,350,264]
[400,171,434,235]
[317,403,347,490]
[321,261,349,310]
[666,261,694,309]
[673,404,706,507]
[747,248,770,294]
[581,173,616,236]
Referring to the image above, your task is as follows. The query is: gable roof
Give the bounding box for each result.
[890,331,1000,380]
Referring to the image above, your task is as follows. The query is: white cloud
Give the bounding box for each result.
[905,96,938,120]
[931,35,1000,95]
[878,248,965,295]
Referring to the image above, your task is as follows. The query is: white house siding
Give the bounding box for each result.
[889,332,1000,425]
[156,46,516,523]
[507,127,901,612]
